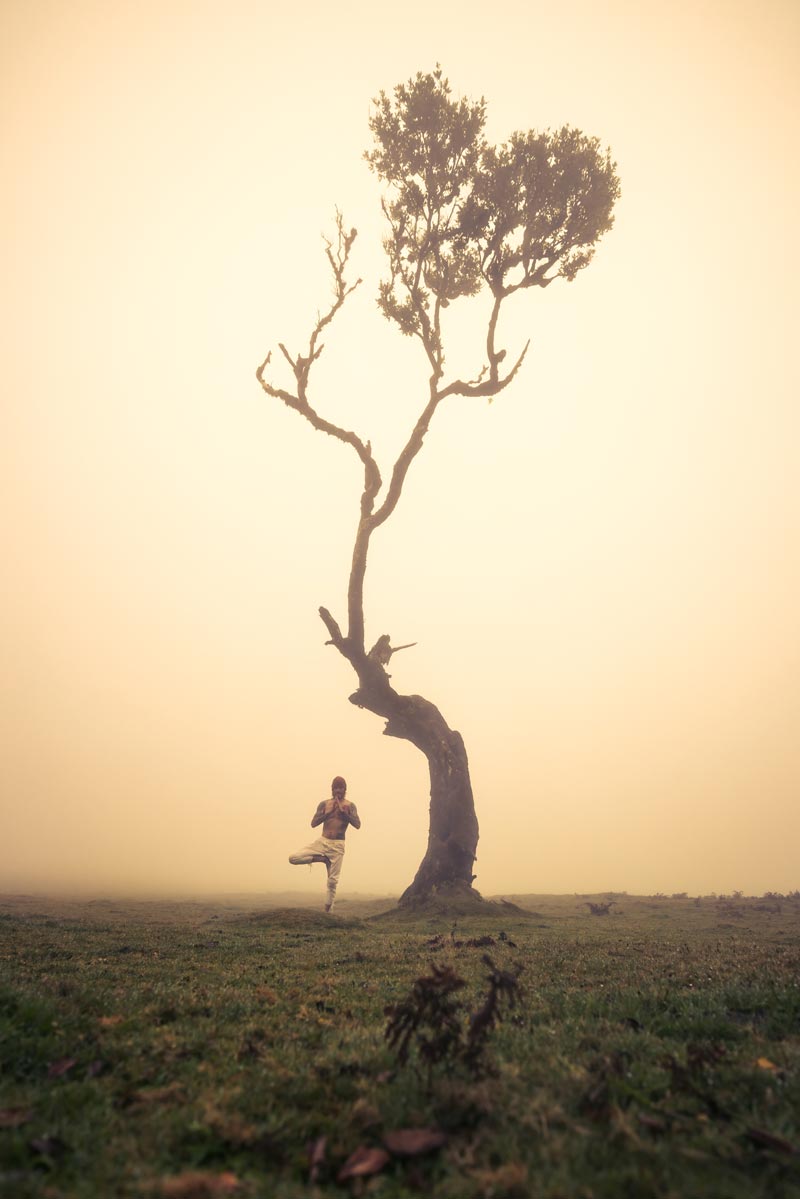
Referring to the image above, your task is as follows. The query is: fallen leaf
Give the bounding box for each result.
[383,1128,447,1156]
[47,1057,78,1079]
[99,1014,125,1027]
[158,1170,242,1198]
[746,1127,797,1155]
[336,1145,391,1181]
[755,1057,779,1072]
[0,1107,33,1128]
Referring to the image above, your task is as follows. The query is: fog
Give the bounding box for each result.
[2,0,798,901]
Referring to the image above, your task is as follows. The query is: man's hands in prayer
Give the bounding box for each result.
[326,798,352,815]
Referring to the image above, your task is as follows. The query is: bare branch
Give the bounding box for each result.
[437,339,531,401]
[255,216,382,518]
[369,383,443,531]
[432,290,530,402]
[256,356,382,513]
[319,606,347,649]
[278,343,296,370]
[255,352,301,409]
[368,284,528,534]
[309,211,362,363]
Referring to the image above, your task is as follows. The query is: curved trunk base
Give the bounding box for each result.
[372,888,532,921]
[398,877,483,909]
[389,716,479,905]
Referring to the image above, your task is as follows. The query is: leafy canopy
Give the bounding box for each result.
[366,67,620,346]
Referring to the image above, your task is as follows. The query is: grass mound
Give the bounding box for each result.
[235,906,361,929]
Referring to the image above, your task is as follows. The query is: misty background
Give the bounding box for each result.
[2,0,798,898]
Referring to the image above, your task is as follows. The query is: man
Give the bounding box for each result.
[288,776,361,912]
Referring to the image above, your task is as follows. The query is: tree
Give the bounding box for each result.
[256,68,619,907]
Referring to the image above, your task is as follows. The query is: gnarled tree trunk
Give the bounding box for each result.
[319,606,480,904]
[397,720,478,904]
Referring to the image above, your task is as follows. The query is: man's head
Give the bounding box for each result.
[331,776,347,799]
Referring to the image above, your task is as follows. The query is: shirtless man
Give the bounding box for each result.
[288,776,361,912]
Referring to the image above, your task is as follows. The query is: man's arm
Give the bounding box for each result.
[344,802,361,830]
[310,801,328,828]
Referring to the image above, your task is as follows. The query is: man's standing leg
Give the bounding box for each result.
[324,842,345,912]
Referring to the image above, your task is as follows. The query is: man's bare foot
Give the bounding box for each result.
[310,854,328,865]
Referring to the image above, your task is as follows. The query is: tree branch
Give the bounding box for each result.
[310,213,361,362]
[255,215,382,518]
[319,606,348,651]
[437,339,531,400]
[368,281,530,535]
[369,380,443,531]
[432,290,531,401]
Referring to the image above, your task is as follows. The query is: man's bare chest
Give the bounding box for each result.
[322,812,349,839]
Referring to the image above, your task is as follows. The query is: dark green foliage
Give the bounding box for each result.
[366,67,487,340]
[384,954,522,1085]
[585,900,615,915]
[366,66,620,354]
[385,961,467,1074]
[463,955,523,1072]
[464,127,620,289]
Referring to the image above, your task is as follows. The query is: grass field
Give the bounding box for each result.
[1,891,799,1198]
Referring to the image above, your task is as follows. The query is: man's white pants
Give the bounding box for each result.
[288,837,345,909]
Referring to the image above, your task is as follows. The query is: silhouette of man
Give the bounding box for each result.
[288,776,361,912]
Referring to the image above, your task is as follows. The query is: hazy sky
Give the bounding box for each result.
[2,0,798,899]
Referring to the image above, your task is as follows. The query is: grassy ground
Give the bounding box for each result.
[1,891,799,1198]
